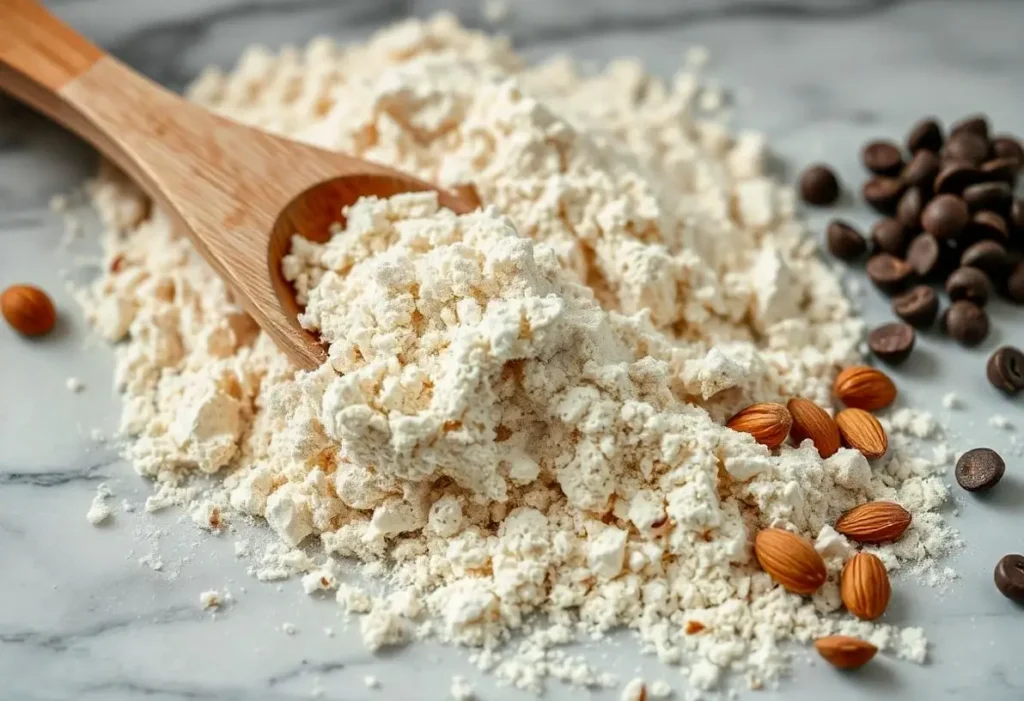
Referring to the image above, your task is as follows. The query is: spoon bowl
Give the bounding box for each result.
[269,174,473,367]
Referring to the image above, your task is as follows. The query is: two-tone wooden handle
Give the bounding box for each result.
[0,0,103,92]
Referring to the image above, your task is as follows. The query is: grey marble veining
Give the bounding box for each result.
[2,1,1024,699]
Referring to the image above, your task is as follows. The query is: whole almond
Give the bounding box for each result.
[1,284,57,337]
[835,501,912,543]
[814,635,878,669]
[726,403,792,448]
[836,408,888,459]
[754,528,827,595]
[787,398,841,458]
[833,366,897,410]
[841,552,891,620]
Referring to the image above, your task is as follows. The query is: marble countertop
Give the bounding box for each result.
[2,1,1023,699]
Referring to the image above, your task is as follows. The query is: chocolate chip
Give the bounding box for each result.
[980,157,1019,186]
[942,300,990,346]
[956,448,1005,492]
[892,285,939,328]
[906,233,946,279]
[945,266,992,305]
[907,118,943,153]
[861,140,904,176]
[868,322,916,365]
[826,220,867,261]
[950,114,990,141]
[902,150,940,190]
[799,165,841,205]
[1005,262,1024,303]
[866,253,914,295]
[896,187,925,229]
[934,162,980,195]
[944,131,990,166]
[987,346,1024,395]
[963,182,1012,214]
[995,555,1024,603]
[961,240,1012,279]
[862,176,905,215]
[991,136,1024,166]
[921,194,969,240]
[871,218,910,256]
[968,211,1011,244]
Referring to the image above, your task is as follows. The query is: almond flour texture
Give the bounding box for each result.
[77,15,960,697]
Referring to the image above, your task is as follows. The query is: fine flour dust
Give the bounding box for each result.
[77,15,959,696]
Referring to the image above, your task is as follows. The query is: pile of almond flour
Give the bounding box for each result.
[77,15,960,697]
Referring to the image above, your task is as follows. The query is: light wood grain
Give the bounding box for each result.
[0,0,473,370]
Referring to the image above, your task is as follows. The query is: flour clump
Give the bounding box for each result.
[76,14,959,696]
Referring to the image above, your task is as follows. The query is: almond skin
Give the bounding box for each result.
[814,635,878,669]
[841,552,891,620]
[726,403,792,449]
[1,284,57,337]
[754,528,827,595]
[836,408,888,459]
[787,398,840,458]
[835,501,912,543]
[834,366,897,410]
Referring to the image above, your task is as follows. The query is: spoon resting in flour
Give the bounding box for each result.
[0,0,475,370]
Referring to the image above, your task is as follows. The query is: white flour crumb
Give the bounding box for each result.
[941,392,960,409]
[364,676,381,689]
[138,553,163,571]
[324,627,335,638]
[199,590,222,609]
[86,483,114,525]
[989,414,1013,430]
[90,428,105,442]
[481,0,509,23]
[65,377,84,393]
[50,194,69,213]
[890,408,936,439]
[650,680,672,698]
[121,499,135,513]
[621,678,646,701]
[281,622,297,636]
[76,15,959,697]
[451,675,474,700]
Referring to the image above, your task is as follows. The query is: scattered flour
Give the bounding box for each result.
[621,678,647,701]
[988,414,1013,431]
[74,14,961,698]
[364,675,381,690]
[199,590,222,609]
[86,483,114,525]
[450,675,475,700]
[65,376,85,393]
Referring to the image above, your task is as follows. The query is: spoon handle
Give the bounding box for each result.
[0,0,102,91]
[0,0,191,190]
[0,0,333,369]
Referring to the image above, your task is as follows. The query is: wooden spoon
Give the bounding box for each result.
[0,0,474,370]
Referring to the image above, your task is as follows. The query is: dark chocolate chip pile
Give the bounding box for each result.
[805,114,1023,383]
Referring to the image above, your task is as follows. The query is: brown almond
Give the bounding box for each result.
[834,501,912,543]
[787,398,841,458]
[836,408,888,459]
[1,284,57,337]
[814,635,878,669]
[841,552,891,620]
[833,366,897,410]
[726,403,792,448]
[754,528,827,595]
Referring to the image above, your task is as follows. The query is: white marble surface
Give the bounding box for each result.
[2,1,1024,699]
